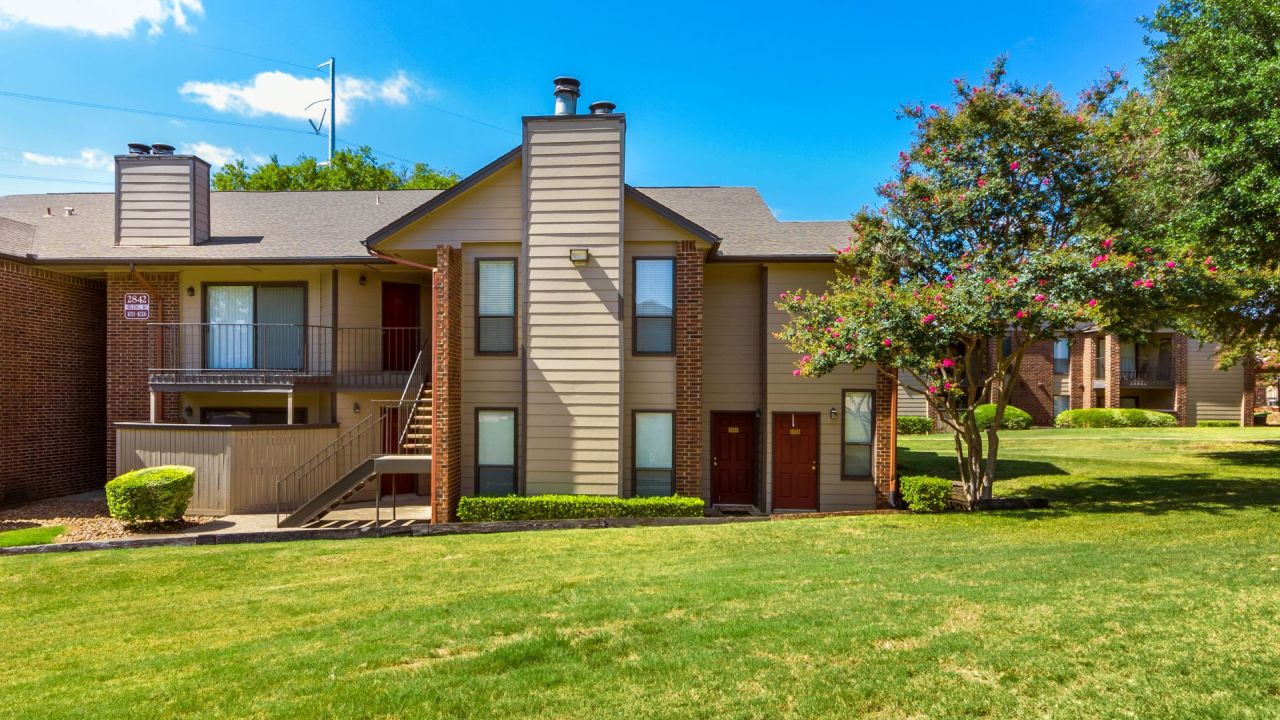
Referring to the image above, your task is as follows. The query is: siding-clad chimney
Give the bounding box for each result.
[522,78,626,495]
[114,144,210,246]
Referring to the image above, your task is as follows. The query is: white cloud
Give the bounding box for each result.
[0,0,202,37]
[22,148,112,170]
[180,70,420,125]
[179,142,241,167]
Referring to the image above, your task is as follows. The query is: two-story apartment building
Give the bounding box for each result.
[0,78,897,523]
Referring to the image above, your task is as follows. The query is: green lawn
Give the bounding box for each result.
[0,525,63,548]
[2,428,1279,719]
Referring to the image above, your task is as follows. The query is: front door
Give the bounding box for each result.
[712,413,756,505]
[772,413,818,510]
[381,282,421,372]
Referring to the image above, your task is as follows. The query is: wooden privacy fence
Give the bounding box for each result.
[115,423,339,515]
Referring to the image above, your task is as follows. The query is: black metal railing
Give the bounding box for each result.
[148,323,427,388]
[1119,363,1173,386]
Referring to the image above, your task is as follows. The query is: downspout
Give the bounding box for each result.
[130,264,164,423]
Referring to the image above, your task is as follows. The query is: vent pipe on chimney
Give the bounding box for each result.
[589,101,616,115]
[127,143,152,155]
[152,143,175,155]
[553,77,580,116]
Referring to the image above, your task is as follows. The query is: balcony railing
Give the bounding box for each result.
[1119,364,1173,386]
[148,323,428,390]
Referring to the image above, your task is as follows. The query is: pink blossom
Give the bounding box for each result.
[977,178,987,188]
[882,338,893,347]
[845,343,852,350]
[801,355,811,363]
[835,317,844,324]
[928,385,938,394]
[1010,161,1020,171]
[779,291,787,299]
[945,274,954,282]
[1088,298,1098,307]
[1034,294,1046,302]
[984,277,994,284]
[1015,310,1027,319]
[792,369,802,376]
[1102,238,1114,249]
[941,358,956,368]
[1126,261,1136,269]
[1166,261,1176,269]
[1144,279,1155,289]
[1133,279,1143,288]
[793,295,802,301]
[921,313,937,325]
[943,382,953,390]
[1144,247,1153,254]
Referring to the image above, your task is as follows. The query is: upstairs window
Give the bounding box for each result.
[633,258,675,354]
[205,283,305,370]
[476,259,516,354]
[633,411,674,496]
[1053,338,1070,375]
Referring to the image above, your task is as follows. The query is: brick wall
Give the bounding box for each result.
[674,241,703,498]
[105,272,179,479]
[431,247,462,522]
[1068,332,1086,410]
[1080,335,1097,409]
[1173,334,1189,426]
[1011,339,1054,426]
[1103,334,1121,408]
[874,365,897,508]
[0,260,106,505]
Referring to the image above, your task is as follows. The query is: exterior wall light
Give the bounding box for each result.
[353,402,362,414]
[569,248,590,266]
[186,286,195,297]
[829,406,838,420]
[359,274,368,286]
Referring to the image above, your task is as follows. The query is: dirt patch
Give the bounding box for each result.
[0,494,215,543]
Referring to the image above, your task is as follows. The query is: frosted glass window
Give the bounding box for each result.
[842,391,874,479]
[477,260,516,354]
[476,410,516,496]
[634,411,673,496]
[634,259,674,353]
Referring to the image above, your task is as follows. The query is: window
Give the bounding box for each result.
[205,283,306,370]
[476,259,516,354]
[1053,395,1070,418]
[633,258,675,354]
[476,409,517,495]
[633,411,674,496]
[1053,338,1070,375]
[1095,346,1106,380]
[842,391,874,479]
[201,408,307,425]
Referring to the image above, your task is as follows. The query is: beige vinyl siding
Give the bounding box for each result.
[462,244,524,495]
[116,157,202,246]
[380,162,524,250]
[765,263,878,511]
[1187,340,1246,424]
[193,161,210,243]
[897,370,928,417]
[701,263,763,499]
[523,116,625,495]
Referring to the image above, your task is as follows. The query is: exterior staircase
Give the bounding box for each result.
[276,345,432,528]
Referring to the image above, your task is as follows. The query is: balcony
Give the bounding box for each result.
[148,323,428,391]
[1119,363,1173,387]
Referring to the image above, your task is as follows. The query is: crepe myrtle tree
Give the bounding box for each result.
[777,58,1220,508]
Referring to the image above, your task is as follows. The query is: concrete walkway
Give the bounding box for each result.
[163,494,432,537]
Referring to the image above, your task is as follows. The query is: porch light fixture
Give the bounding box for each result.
[186,286,195,297]
[829,406,838,420]
[569,248,590,266]
[184,406,192,417]
[353,402,361,415]
[359,274,367,286]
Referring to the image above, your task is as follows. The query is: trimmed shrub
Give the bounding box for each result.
[1198,419,1241,428]
[897,415,934,435]
[105,466,196,524]
[1055,408,1177,428]
[971,403,1033,431]
[900,475,952,512]
[457,494,706,523]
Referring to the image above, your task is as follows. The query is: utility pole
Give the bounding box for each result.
[320,57,335,164]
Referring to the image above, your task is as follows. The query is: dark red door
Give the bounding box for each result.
[381,282,421,372]
[712,413,756,505]
[380,405,416,495]
[772,414,818,510]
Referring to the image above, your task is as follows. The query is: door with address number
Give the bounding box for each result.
[772,413,818,510]
[711,413,756,505]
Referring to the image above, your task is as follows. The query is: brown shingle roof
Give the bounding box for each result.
[0,216,35,258]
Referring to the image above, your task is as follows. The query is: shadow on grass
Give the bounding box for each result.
[1200,442,1280,468]
[898,448,1067,481]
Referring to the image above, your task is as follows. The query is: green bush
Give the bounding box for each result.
[971,403,1033,430]
[457,494,706,522]
[1055,408,1177,428]
[897,416,934,435]
[105,466,196,524]
[899,475,952,512]
[1197,419,1241,428]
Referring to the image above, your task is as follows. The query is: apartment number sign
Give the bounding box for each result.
[123,293,150,320]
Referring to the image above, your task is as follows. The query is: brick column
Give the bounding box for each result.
[1103,334,1121,409]
[674,241,703,498]
[1242,355,1257,427]
[431,246,462,523]
[1068,333,1085,410]
[105,272,179,479]
[1011,339,1053,426]
[1173,334,1189,426]
[1081,335,1097,409]
[874,365,897,508]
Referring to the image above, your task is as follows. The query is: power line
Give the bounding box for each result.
[0,173,111,186]
[0,90,317,137]
[186,40,324,74]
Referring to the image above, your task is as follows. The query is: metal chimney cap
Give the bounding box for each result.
[127,143,152,155]
[589,101,616,115]
[151,143,176,155]
[553,77,581,97]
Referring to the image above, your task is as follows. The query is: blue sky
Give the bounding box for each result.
[0,0,1157,220]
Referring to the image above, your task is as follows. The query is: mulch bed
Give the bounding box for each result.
[0,494,215,543]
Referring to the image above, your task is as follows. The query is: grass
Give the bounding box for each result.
[2,428,1279,719]
[0,525,63,548]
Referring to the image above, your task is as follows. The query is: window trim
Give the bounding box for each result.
[474,257,518,357]
[201,281,308,370]
[631,256,676,357]
[474,407,519,496]
[630,409,676,497]
[840,388,876,481]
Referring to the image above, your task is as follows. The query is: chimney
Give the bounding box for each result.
[553,76,580,116]
[589,101,616,115]
[115,142,210,247]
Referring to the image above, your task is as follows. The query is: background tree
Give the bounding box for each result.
[211,146,458,191]
[1142,0,1280,360]
[777,59,1221,508]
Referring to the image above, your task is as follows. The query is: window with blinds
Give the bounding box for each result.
[842,390,874,479]
[1053,338,1070,375]
[634,411,674,496]
[634,258,674,354]
[476,409,517,495]
[476,259,516,354]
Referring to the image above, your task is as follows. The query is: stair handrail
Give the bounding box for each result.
[275,410,379,524]
[397,336,432,448]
